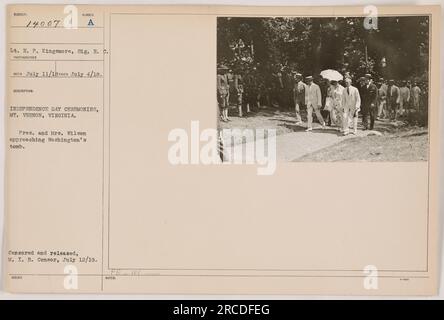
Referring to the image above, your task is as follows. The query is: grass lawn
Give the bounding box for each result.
[296,126,428,162]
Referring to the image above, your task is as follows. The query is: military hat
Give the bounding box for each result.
[217,65,229,71]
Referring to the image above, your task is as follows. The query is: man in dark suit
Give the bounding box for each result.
[356,76,366,100]
[282,67,294,111]
[360,74,378,130]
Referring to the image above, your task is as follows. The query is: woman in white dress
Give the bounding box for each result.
[328,80,345,131]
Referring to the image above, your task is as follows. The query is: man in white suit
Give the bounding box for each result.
[341,77,361,135]
[305,75,325,132]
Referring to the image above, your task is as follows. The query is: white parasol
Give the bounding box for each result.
[320,69,343,81]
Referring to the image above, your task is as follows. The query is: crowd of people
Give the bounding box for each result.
[217,64,426,135]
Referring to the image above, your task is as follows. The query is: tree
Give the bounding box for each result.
[217,16,429,82]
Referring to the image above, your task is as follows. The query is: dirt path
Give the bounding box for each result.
[221,108,384,161]
[274,127,358,161]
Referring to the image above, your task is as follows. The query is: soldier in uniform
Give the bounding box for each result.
[399,80,411,116]
[273,67,285,110]
[228,69,244,117]
[387,79,400,121]
[282,67,295,111]
[217,65,230,121]
[411,81,422,111]
[244,67,259,113]
[292,73,305,125]
[376,78,388,120]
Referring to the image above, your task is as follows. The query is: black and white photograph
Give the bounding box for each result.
[217,16,430,162]
[2,2,442,299]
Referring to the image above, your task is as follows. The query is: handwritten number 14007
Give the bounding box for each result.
[26,20,62,28]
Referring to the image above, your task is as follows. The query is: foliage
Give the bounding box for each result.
[217,16,429,82]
